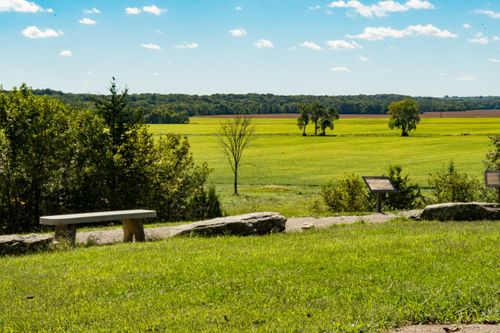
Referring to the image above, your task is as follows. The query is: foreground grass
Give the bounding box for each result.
[150,117,499,216]
[1,221,498,332]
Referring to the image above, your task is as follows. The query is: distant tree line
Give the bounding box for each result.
[30,89,500,119]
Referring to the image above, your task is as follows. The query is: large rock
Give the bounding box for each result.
[420,202,500,221]
[172,212,287,237]
[0,234,55,255]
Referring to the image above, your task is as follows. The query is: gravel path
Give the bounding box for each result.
[75,212,405,245]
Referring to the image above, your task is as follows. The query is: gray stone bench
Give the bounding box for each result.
[40,210,156,245]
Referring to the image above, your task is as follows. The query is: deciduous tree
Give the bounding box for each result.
[388,99,420,137]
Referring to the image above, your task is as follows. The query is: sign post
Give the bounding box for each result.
[485,171,500,204]
[362,176,397,213]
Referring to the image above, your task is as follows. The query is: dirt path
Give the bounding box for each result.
[75,212,407,245]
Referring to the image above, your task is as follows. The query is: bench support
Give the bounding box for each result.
[122,219,145,242]
[54,225,77,246]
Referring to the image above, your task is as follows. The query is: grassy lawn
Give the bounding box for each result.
[0,221,498,332]
[149,117,500,216]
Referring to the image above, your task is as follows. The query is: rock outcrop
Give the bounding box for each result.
[420,202,500,221]
[0,234,54,255]
[172,212,287,237]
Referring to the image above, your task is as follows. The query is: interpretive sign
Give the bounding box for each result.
[362,177,397,193]
[362,176,397,213]
[485,171,500,188]
[485,171,500,203]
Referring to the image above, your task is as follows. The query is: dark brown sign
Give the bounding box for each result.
[485,171,500,188]
[362,176,397,193]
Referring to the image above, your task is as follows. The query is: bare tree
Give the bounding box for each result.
[219,116,254,195]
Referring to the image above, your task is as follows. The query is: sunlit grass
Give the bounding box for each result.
[1,221,498,332]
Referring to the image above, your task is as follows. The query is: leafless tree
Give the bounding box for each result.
[219,116,254,195]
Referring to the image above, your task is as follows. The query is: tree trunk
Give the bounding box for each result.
[302,126,307,136]
[234,169,238,195]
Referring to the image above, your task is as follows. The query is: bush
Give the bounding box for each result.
[428,161,482,203]
[384,165,425,209]
[484,135,500,171]
[321,174,370,212]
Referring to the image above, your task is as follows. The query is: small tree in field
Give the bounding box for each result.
[388,99,420,137]
[297,104,310,136]
[297,103,339,136]
[219,116,254,195]
[484,135,500,171]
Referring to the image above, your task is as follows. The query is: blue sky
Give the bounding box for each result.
[0,0,499,96]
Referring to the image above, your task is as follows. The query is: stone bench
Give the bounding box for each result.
[40,210,156,245]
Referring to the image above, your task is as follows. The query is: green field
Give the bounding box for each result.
[1,221,498,332]
[150,117,500,216]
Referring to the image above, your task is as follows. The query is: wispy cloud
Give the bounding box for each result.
[143,5,166,15]
[254,39,274,49]
[84,7,100,15]
[22,26,63,39]
[328,0,434,18]
[309,5,321,10]
[455,74,477,81]
[326,39,361,50]
[473,9,500,19]
[359,55,369,61]
[126,5,166,16]
[235,6,243,11]
[0,0,51,13]
[175,42,198,49]
[300,41,322,51]
[229,28,247,38]
[59,50,72,57]
[141,43,161,50]
[331,66,351,72]
[347,24,457,41]
[79,18,97,25]
[489,58,500,63]
[468,33,488,45]
[463,23,472,30]
[125,7,141,15]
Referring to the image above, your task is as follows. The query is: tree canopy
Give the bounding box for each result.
[388,99,420,137]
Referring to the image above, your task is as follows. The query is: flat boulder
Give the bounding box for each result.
[420,202,500,221]
[0,234,54,255]
[172,212,287,237]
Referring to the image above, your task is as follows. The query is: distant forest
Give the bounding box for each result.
[33,89,500,123]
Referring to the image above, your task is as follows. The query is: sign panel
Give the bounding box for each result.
[485,171,500,188]
[362,176,397,193]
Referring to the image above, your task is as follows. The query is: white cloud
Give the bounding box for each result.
[125,7,141,15]
[0,0,50,13]
[359,55,369,61]
[84,7,100,14]
[468,33,488,45]
[175,42,198,49]
[300,41,322,51]
[347,24,457,40]
[79,18,97,25]
[141,43,161,50]
[155,29,162,34]
[489,58,500,63]
[328,0,434,18]
[235,6,242,11]
[254,39,274,49]
[143,5,166,15]
[494,36,500,41]
[309,5,321,10]
[153,72,160,76]
[473,9,500,19]
[326,39,361,50]
[331,66,351,72]
[455,74,477,81]
[59,50,72,57]
[22,26,63,39]
[463,23,472,30]
[229,28,247,38]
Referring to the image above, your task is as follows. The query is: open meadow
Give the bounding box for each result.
[149,116,500,216]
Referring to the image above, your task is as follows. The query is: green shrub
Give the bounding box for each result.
[384,165,425,209]
[188,186,223,220]
[321,174,370,212]
[484,135,500,171]
[428,161,482,203]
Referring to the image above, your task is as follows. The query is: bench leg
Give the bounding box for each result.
[54,225,77,246]
[122,219,145,242]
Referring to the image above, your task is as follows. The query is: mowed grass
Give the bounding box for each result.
[0,221,498,332]
[149,117,500,216]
